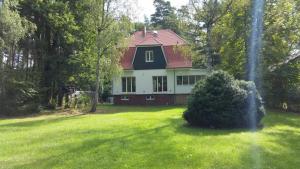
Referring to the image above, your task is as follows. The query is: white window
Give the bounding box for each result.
[153,76,167,92]
[145,50,154,62]
[146,96,155,101]
[122,77,136,93]
[177,75,204,85]
[121,96,129,101]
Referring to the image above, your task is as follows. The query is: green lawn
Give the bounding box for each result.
[0,105,300,169]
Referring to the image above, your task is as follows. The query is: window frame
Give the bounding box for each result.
[189,75,196,85]
[177,75,203,86]
[153,76,168,93]
[177,76,183,85]
[182,76,189,85]
[121,77,136,93]
[145,50,154,62]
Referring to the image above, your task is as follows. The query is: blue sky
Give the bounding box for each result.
[136,0,189,22]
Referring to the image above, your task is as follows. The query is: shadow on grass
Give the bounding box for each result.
[94,104,184,114]
[168,116,251,136]
[12,124,182,169]
[239,126,300,169]
[171,110,300,136]
[263,111,300,128]
[0,114,85,128]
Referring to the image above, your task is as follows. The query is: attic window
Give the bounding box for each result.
[145,50,154,62]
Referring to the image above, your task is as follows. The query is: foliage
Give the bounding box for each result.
[150,0,190,36]
[151,0,175,28]
[69,91,92,111]
[261,0,300,108]
[191,0,300,109]
[1,0,134,115]
[73,0,133,112]
[0,1,35,49]
[0,78,39,116]
[0,0,38,116]
[183,71,265,129]
[213,0,250,79]
[188,0,233,68]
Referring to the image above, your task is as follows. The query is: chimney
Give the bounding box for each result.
[143,26,147,37]
[153,30,158,37]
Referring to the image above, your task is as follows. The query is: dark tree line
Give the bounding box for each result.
[0,0,299,115]
[148,0,300,111]
[0,0,133,115]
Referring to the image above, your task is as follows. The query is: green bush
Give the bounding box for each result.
[183,71,265,129]
[0,80,40,116]
[69,91,92,112]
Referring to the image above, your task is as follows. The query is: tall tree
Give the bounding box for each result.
[18,0,81,107]
[262,0,300,107]
[213,0,251,79]
[151,0,175,28]
[79,0,132,112]
[0,0,37,115]
[211,0,300,108]
[190,0,233,68]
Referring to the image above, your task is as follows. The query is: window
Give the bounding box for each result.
[153,76,167,92]
[189,76,195,85]
[145,50,154,62]
[196,75,204,81]
[121,96,129,101]
[177,76,183,85]
[177,75,204,85]
[183,76,189,85]
[146,96,155,101]
[122,77,136,93]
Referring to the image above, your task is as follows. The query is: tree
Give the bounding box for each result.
[213,0,251,79]
[18,0,81,108]
[79,0,132,112]
[209,0,300,108]
[262,0,300,108]
[151,0,175,28]
[0,0,37,115]
[190,0,233,68]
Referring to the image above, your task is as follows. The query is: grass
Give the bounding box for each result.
[0,105,300,169]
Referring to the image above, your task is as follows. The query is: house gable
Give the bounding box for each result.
[133,46,167,70]
[121,29,192,70]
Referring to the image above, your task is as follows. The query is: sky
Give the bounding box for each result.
[135,0,190,22]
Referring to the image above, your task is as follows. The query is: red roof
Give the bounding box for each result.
[121,47,135,70]
[129,29,186,47]
[164,46,192,69]
[121,29,192,69]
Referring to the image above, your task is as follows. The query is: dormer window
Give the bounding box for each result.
[145,50,154,62]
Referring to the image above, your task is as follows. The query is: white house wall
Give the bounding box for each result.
[112,69,208,95]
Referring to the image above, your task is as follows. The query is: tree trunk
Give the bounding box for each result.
[206,26,213,68]
[90,52,101,112]
[64,92,70,108]
[0,49,4,98]
[57,88,64,107]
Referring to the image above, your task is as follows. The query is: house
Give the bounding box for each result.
[112,28,208,105]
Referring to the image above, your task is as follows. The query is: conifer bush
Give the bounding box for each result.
[183,71,265,129]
